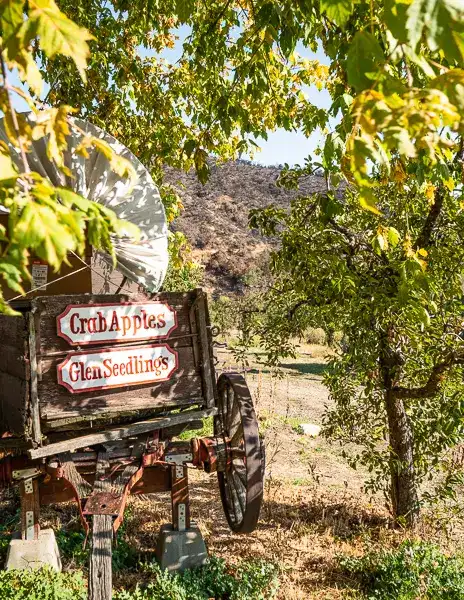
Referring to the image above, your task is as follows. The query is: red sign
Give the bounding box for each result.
[57,302,177,346]
[57,344,178,394]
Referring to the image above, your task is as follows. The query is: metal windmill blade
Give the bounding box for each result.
[0,114,169,293]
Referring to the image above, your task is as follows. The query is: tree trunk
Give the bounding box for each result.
[384,389,419,526]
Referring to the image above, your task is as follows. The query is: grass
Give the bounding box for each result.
[0,557,280,600]
[340,541,464,599]
[279,362,328,377]
[177,416,214,440]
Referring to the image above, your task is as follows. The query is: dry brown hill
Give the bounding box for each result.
[165,160,328,294]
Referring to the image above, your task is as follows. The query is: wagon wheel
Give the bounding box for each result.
[215,372,264,533]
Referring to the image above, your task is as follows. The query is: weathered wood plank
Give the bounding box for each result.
[0,313,29,436]
[0,372,29,435]
[20,478,40,541]
[38,345,203,421]
[34,291,198,354]
[196,290,217,408]
[28,408,217,460]
[0,313,28,350]
[41,400,204,432]
[28,313,41,445]
[0,345,29,379]
[89,454,112,600]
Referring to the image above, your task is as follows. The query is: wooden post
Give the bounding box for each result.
[171,465,190,531]
[195,291,216,408]
[20,477,40,541]
[28,312,42,446]
[89,454,112,600]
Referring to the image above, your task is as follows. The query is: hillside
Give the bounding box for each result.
[165,161,328,294]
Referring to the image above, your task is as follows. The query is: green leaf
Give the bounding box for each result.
[10,50,43,95]
[25,0,94,81]
[0,152,18,181]
[388,227,400,248]
[430,69,464,111]
[406,0,464,63]
[14,201,76,269]
[384,0,410,43]
[347,31,385,92]
[183,139,196,158]
[0,0,24,43]
[320,0,354,28]
[0,260,24,294]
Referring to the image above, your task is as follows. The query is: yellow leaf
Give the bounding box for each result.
[359,189,382,215]
[33,106,75,168]
[26,0,95,81]
[425,183,435,205]
[418,248,428,257]
[0,151,18,181]
[9,50,43,96]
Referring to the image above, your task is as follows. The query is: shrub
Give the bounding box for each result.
[115,556,279,600]
[209,295,237,336]
[340,541,464,600]
[305,327,326,345]
[0,568,86,600]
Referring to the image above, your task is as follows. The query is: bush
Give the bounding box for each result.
[305,327,326,345]
[115,556,279,600]
[56,515,138,572]
[0,568,86,600]
[340,541,464,600]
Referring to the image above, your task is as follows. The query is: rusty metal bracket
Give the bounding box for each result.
[83,492,123,516]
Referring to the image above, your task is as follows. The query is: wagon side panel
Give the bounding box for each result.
[33,292,207,432]
[0,313,30,436]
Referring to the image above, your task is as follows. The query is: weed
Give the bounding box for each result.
[0,567,86,600]
[115,556,279,600]
[56,509,138,572]
[0,510,19,564]
[177,417,214,441]
[340,540,464,599]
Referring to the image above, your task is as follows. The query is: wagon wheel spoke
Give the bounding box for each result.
[216,372,264,533]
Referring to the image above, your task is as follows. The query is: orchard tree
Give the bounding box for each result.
[1,0,464,523]
[247,179,464,525]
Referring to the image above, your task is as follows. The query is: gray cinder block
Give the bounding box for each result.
[156,523,208,572]
[5,529,62,571]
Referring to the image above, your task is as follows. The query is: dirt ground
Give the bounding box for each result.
[2,343,461,598]
[115,344,460,599]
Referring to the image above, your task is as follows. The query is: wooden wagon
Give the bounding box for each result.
[0,289,264,598]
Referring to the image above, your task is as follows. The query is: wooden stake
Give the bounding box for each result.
[89,454,112,600]
[20,477,40,541]
[171,465,190,531]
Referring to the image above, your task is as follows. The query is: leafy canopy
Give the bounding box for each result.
[0,0,138,311]
[44,0,464,212]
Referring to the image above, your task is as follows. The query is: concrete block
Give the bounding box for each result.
[156,523,208,572]
[5,529,62,571]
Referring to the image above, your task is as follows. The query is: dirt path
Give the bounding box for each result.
[217,345,367,491]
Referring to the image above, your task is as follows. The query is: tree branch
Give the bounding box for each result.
[414,186,444,250]
[392,351,464,399]
[0,47,30,177]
